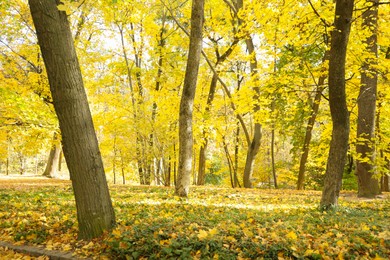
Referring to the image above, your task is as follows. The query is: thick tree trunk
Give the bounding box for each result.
[320,0,354,210]
[29,0,115,239]
[175,0,205,197]
[356,0,380,198]
[297,79,326,190]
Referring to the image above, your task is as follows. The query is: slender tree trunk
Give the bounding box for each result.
[29,0,115,239]
[6,137,9,176]
[356,0,380,198]
[234,121,241,188]
[117,24,147,186]
[222,136,235,188]
[175,0,205,197]
[43,140,61,178]
[320,0,354,210]
[58,149,63,171]
[120,154,125,184]
[18,153,24,175]
[166,156,171,187]
[197,141,207,185]
[235,0,262,188]
[6,156,9,176]
[297,79,326,190]
[271,126,278,189]
[173,142,177,186]
[197,37,238,185]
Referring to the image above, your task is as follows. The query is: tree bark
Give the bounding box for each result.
[297,78,326,190]
[356,0,380,198]
[29,0,115,239]
[43,134,61,178]
[242,49,262,187]
[197,140,208,185]
[175,0,205,197]
[320,0,354,210]
[235,0,262,188]
[197,74,217,186]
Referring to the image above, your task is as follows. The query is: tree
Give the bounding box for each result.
[356,0,380,198]
[28,0,116,239]
[42,133,61,178]
[234,0,262,188]
[175,0,205,197]
[320,0,354,209]
[297,62,327,190]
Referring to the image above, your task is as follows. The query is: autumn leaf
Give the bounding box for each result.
[286,231,297,240]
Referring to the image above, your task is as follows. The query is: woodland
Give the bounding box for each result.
[0,0,390,258]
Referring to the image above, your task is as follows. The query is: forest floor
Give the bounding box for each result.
[0,176,389,259]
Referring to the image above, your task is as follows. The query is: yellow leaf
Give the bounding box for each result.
[198,229,208,240]
[26,233,37,240]
[336,240,343,247]
[286,231,297,240]
[112,228,121,238]
[82,241,94,249]
[304,249,314,256]
[361,224,370,231]
[62,244,72,251]
[209,228,218,237]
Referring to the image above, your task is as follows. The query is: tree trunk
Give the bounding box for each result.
[297,79,326,190]
[356,0,380,198]
[197,141,207,185]
[43,138,61,178]
[175,0,205,197]
[29,0,115,239]
[120,154,126,184]
[166,156,171,187]
[234,122,241,188]
[271,126,278,189]
[320,0,354,210]
[382,170,389,192]
[197,36,238,185]
[235,0,262,188]
[58,149,63,171]
[222,136,235,188]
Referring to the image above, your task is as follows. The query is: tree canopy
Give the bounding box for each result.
[1,0,390,197]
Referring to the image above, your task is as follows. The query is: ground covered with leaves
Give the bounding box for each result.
[0,177,389,259]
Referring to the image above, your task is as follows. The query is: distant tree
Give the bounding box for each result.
[356,0,380,198]
[29,0,116,239]
[234,0,262,188]
[320,0,354,210]
[43,133,61,178]
[175,0,205,197]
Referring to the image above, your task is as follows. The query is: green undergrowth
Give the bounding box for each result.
[0,181,389,259]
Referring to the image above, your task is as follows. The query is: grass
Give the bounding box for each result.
[0,177,389,259]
